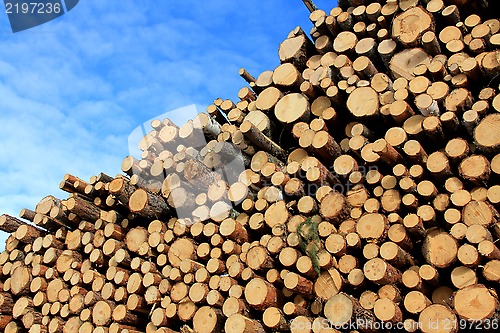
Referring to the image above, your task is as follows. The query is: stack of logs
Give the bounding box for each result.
[1,0,500,332]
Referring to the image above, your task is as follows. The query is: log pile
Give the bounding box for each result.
[1,0,500,332]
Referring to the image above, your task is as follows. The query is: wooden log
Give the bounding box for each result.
[284,272,313,295]
[483,260,500,283]
[390,48,431,80]
[192,113,222,141]
[347,87,379,119]
[123,227,148,256]
[372,139,404,167]
[35,195,62,216]
[363,258,402,285]
[129,188,170,219]
[274,93,311,127]
[0,214,27,233]
[112,304,142,325]
[422,229,458,268]
[320,191,349,224]
[324,293,377,331]
[462,200,499,227]
[418,304,458,333]
[240,121,286,161]
[151,308,171,327]
[15,224,45,243]
[239,68,256,84]
[244,278,281,310]
[380,241,415,268]
[263,307,289,331]
[374,298,403,325]
[246,246,274,271]
[273,62,304,90]
[1,3,500,332]
[13,297,33,319]
[0,292,14,313]
[19,208,36,223]
[167,238,197,268]
[356,213,388,243]
[278,33,315,70]
[225,313,265,333]
[220,218,248,244]
[453,284,499,321]
[65,197,100,222]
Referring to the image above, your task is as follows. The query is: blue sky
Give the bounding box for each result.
[0,0,337,247]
